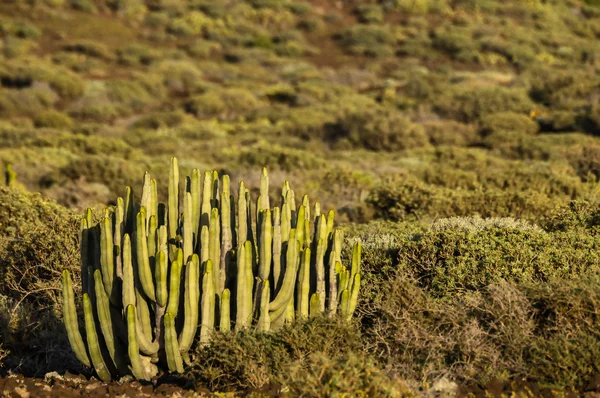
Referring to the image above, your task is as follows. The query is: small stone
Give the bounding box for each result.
[14,386,30,398]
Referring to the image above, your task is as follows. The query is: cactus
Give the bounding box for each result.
[3,163,16,186]
[62,159,362,381]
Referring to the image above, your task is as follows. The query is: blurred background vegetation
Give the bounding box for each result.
[0,0,600,395]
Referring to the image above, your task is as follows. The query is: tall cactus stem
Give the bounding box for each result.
[168,157,179,259]
[135,209,156,301]
[100,216,115,302]
[183,192,193,263]
[220,288,231,333]
[62,270,90,367]
[209,208,221,293]
[235,243,248,329]
[179,255,200,353]
[83,293,111,382]
[296,248,311,319]
[201,170,212,229]
[200,260,215,345]
[93,270,116,366]
[256,280,270,332]
[126,305,148,381]
[164,312,184,373]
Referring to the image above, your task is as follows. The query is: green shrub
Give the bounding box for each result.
[434,85,535,123]
[338,25,396,57]
[232,142,326,171]
[362,271,600,388]
[423,120,478,146]
[69,0,97,12]
[541,200,600,232]
[287,352,403,397]
[62,40,113,60]
[34,110,74,129]
[186,88,263,120]
[330,107,429,151]
[130,110,185,130]
[355,4,384,24]
[366,177,559,223]
[395,217,600,296]
[432,26,478,61]
[116,44,159,66]
[188,317,362,391]
[0,186,81,375]
[41,155,147,198]
[479,111,540,150]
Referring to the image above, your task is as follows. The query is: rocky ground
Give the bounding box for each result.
[2,372,600,398]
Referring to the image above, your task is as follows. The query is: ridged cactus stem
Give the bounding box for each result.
[211,170,219,209]
[114,197,124,279]
[237,182,247,247]
[256,280,270,332]
[235,243,249,329]
[258,209,272,283]
[220,289,231,333]
[141,172,151,225]
[296,206,305,249]
[168,157,179,260]
[62,270,90,367]
[259,167,269,211]
[327,256,338,316]
[164,312,184,373]
[183,192,193,263]
[5,163,16,186]
[200,260,215,345]
[135,209,156,302]
[326,210,335,237]
[296,248,311,319]
[93,270,116,366]
[339,290,350,318]
[150,179,158,223]
[83,293,111,382]
[147,215,157,266]
[209,208,221,293]
[272,207,282,292]
[122,234,136,310]
[315,238,326,313]
[135,288,158,355]
[269,230,298,312]
[80,219,90,296]
[348,274,361,320]
[351,242,361,281]
[200,225,209,266]
[281,201,291,243]
[124,186,134,235]
[166,249,183,317]
[244,241,254,323]
[155,250,168,308]
[179,255,200,353]
[310,293,321,318]
[201,171,212,229]
[100,216,115,302]
[191,169,201,246]
[126,305,148,381]
[220,175,232,292]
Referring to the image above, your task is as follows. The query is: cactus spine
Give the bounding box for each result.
[62,161,361,381]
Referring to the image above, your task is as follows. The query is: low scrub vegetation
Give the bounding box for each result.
[0,0,599,394]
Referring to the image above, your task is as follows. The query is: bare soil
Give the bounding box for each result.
[0,372,208,398]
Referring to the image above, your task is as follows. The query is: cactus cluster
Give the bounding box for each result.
[62,158,362,381]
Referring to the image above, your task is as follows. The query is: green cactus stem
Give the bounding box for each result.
[83,293,111,382]
[61,270,90,367]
